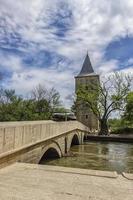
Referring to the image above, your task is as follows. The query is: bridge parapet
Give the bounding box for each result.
[0,120,89,158]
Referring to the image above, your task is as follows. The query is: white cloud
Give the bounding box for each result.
[0,54,74,107]
[0,54,22,72]
[0,0,133,107]
[98,59,119,74]
[127,58,133,65]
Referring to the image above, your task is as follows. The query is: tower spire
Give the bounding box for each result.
[78,53,94,76]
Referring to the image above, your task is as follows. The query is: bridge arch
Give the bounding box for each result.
[71,134,80,147]
[39,143,62,164]
[65,132,81,152]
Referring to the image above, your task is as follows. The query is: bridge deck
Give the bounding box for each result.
[0,163,132,200]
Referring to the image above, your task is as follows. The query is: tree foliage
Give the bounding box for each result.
[76,72,132,135]
[0,84,62,121]
[122,91,133,126]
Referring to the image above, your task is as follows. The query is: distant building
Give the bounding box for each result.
[75,53,99,130]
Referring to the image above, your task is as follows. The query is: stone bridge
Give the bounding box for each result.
[0,120,89,168]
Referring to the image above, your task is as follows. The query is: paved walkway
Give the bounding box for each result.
[0,163,132,200]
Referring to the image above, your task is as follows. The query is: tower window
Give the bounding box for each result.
[85,115,88,119]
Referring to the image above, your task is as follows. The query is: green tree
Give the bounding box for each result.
[108,118,123,131]
[31,84,61,119]
[0,86,61,121]
[76,72,132,135]
[122,92,133,126]
[0,89,23,121]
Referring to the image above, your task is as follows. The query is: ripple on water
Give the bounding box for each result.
[43,141,133,173]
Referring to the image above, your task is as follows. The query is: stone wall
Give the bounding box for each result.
[75,75,99,130]
[0,120,89,168]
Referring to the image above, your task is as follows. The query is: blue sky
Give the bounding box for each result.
[0,0,133,107]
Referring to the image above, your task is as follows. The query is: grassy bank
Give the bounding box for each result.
[111,127,133,135]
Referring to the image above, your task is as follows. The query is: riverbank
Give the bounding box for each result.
[85,134,133,143]
[0,163,132,200]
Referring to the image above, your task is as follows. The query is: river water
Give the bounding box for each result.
[44,141,133,173]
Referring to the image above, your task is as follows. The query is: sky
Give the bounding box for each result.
[0,0,133,108]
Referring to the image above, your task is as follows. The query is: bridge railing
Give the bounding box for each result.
[0,120,89,157]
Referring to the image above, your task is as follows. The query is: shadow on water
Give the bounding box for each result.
[40,141,133,174]
[39,148,60,164]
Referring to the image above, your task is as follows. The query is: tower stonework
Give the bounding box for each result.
[75,53,99,130]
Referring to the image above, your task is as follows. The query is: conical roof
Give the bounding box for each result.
[78,53,94,76]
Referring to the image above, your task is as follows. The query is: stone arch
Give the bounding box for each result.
[70,134,80,147]
[66,132,80,153]
[38,143,62,164]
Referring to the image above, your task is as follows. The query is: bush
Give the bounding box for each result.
[111,127,133,135]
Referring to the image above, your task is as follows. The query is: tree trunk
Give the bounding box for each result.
[99,119,109,135]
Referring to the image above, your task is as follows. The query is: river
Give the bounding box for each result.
[43,141,133,173]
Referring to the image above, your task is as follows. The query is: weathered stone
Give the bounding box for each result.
[0,121,89,168]
[122,172,133,180]
[0,163,132,200]
[75,54,99,130]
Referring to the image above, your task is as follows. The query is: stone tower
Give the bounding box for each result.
[75,53,99,130]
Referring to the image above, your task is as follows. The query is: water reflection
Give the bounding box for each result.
[43,141,133,173]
